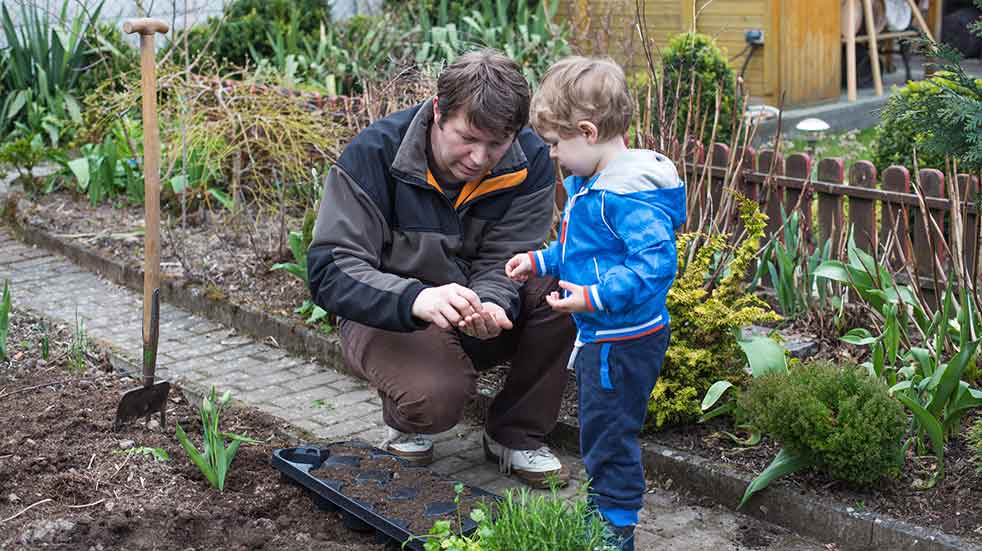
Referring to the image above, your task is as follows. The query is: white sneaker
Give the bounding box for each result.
[380,427,434,465]
[483,432,568,489]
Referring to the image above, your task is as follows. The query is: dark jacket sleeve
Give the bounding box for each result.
[307,165,429,332]
[467,143,556,320]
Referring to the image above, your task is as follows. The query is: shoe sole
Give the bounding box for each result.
[384,446,434,467]
[482,438,570,490]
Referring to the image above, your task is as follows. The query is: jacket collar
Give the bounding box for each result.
[391,99,529,187]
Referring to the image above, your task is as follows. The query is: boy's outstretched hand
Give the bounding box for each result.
[546,280,592,313]
[505,253,534,282]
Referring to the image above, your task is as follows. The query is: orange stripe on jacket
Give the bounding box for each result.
[595,324,665,343]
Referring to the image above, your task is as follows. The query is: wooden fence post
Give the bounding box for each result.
[785,153,813,249]
[758,149,785,240]
[881,166,911,270]
[913,169,947,284]
[817,158,845,258]
[957,174,979,281]
[847,161,878,255]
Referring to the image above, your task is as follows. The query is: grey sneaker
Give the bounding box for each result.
[379,427,434,465]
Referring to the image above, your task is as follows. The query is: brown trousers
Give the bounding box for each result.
[339,277,575,450]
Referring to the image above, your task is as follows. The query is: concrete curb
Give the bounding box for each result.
[14,219,982,551]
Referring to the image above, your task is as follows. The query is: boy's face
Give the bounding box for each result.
[431,98,514,182]
[539,129,601,178]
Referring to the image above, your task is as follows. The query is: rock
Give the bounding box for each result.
[118,440,135,450]
[25,439,36,447]
[7,493,19,503]
[17,518,76,545]
[147,419,160,432]
[249,518,276,531]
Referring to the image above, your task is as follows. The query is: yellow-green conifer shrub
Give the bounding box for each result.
[647,195,781,429]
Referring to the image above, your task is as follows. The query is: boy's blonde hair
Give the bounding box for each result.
[531,56,633,142]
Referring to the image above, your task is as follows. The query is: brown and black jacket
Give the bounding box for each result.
[307,100,556,332]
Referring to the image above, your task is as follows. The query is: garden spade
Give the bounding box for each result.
[114,18,171,431]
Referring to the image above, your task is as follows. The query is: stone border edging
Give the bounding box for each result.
[14,219,981,551]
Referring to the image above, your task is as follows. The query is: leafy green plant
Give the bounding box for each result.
[112,446,170,462]
[272,207,331,326]
[699,331,787,446]
[51,118,142,205]
[647,194,781,429]
[39,319,49,361]
[0,280,10,361]
[815,235,982,489]
[175,387,259,491]
[420,483,617,551]
[660,32,737,145]
[176,0,330,69]
[0,0,100,136]
[873,73,962,172]
[0,133,48,189]
[750,208,834,319]
[738,362,907,506]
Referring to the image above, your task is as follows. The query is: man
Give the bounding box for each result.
[307,49,576,487]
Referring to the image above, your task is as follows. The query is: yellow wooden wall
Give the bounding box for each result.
[558,0,841,108]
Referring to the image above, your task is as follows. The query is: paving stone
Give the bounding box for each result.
[453,464,502,488]
[327,377,367,392]
[279,370,347,392]
[318,419,377,440]
[235,385,296,405]
[330,388,377,407]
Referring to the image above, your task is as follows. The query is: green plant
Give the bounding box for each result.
[39,319,49,361]
[873,73,962,172]
[0,280,10,361]
[176,0,330,69]
[739,362,907,505]
[659,32,737,145]
[272,206,331,326]
[647,194,781,429]
[0,0,101,136]
[112,446,170,462]
[0,134,48,189]
[75,23,140,97]
[750,207,834,319]
[175,387,259,491]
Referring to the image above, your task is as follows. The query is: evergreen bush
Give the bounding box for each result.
[740,361,907,485]
[659,32,737,145]
[647,195,780,429]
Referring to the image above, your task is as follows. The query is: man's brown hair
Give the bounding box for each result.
[436,49,531,138]
[531,56,633,141]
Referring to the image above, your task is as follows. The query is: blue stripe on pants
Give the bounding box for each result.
[575,327,670,516]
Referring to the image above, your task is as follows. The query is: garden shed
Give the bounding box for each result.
[561,0,944,109]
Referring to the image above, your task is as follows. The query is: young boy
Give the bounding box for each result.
[505,57,686,551]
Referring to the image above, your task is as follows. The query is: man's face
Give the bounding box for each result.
[430,98,514,182]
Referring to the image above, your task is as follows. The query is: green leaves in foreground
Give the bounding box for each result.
[175,387,259,491]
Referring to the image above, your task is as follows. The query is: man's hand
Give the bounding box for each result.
[505,253,534,282]
[545,280,592,313]
[412,283,484,329]
[458,302,514,339]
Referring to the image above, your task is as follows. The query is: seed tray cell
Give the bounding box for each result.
[272,440,498,550]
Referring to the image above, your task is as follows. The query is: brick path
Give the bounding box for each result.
[0,223,826,550]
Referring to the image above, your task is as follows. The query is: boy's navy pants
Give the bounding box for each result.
[574,326,670,528]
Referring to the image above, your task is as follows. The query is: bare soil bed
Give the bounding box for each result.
[0,308,381,550]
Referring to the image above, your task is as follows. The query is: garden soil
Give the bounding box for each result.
[0,310,383,551]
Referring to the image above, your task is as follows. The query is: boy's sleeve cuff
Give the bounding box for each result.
[531,250,547,276]
[589,285,604,311]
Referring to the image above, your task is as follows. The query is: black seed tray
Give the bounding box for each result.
[271,440,499,550]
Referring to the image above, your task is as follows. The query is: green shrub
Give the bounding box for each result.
[76,23,140,97]
[660,32,737,145]
[872,75,962,172]
[740,361,907,485]
[647,194,780,429]
[178,0,331,68]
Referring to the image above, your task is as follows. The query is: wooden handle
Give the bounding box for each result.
[133,22,163,379]
[123,18,169,36]
[846,0,858,101]
[862,0,884,96]
[904,0,935,42]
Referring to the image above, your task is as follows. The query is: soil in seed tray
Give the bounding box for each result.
[310,444,495,535]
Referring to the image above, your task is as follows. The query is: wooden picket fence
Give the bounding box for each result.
[681,143,981,284]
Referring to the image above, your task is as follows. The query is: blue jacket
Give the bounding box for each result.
[529,150,686,343]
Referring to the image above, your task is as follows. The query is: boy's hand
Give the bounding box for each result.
[458,302,514,339]
[546,280,592,313]
[505,253,534,282]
